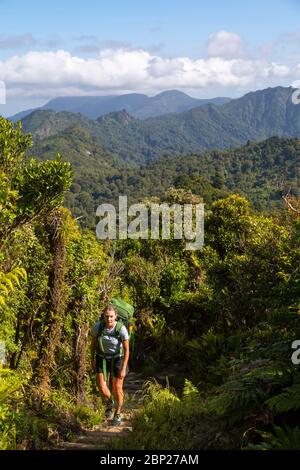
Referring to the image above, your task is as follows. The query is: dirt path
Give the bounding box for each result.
[58,372,145,450]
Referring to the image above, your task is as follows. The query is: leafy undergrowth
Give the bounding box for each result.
[114,357,300,450]
[0,368,105,449]
[113,379,233,450]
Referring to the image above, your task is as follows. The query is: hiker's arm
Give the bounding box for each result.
[91,335,97,371]
[119,339,129,379]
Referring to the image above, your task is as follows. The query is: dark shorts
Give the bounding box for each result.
[95,354,129,378]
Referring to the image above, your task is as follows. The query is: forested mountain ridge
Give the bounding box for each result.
[10,90,231,121]
[29,130,300,225]
[27,123,131,225]
[18,86,300,165]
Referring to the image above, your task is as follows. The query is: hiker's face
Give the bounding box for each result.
[104,310,117,327]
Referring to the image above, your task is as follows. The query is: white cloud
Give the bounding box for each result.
[0,41,297,100]
[269,63,291,77]
[206,31,245,58]
[0,80,6,104]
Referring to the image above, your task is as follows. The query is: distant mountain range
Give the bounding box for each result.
[18,86,300,164]
[11,84,300,225]
[10,90,231,121]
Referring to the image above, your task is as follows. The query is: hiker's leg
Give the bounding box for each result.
[96,373,111,401]
[112,377,124,414]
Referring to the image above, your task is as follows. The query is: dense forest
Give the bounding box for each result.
[0,115,300,451]
[30,128,300,226]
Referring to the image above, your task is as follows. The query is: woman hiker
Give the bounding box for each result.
[90,304,129,426]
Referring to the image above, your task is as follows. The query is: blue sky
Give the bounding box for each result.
[0,0,298,57]
[1,0,300,115]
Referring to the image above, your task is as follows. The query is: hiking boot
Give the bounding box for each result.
[105,398,115,419]
[112,413,122,426]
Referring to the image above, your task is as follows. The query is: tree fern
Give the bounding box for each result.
[248,426,300,450]
[0,368,22,402]
[207,361,287,425]
[267,383,300,413]
[182,379,200,401]
[0,267,27,306]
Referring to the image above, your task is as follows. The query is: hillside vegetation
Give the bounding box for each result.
[0,116,300,450]
[30,129,300,224]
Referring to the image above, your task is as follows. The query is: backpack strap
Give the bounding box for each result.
[97,319,105,356]
[114,319,124,356]
[100,353,120,385]
[114,319,123,340]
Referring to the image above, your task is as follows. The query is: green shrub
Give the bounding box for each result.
[73,403,104,427]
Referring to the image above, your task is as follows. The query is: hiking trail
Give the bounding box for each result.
[58,372,145,450]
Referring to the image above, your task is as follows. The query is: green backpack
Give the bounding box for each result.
[108,297,135,336]
[97,297,134,355]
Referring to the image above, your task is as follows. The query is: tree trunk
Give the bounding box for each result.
[9,315,21,369]
[32,210,67,392]
[73,322,89,403]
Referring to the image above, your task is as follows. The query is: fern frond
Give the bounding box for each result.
[267,383,300,413]
[248,426,300,450]
[182,379,200,401]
